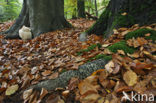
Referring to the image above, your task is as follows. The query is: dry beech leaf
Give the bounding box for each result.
[102,44,110,48]
[127,52,139,58]
[145,33,151,37]
[143,51,156,61]
[105,60,114,73]
[132,60,153,70]
[121,30,130,36]
[62,90,70,98]
[38,88,48,101]
[0,87,6,94]
[23,89,33,100]
[92,69,105,76]
[78,76,98,95]
[58,96,65,103]
[42,70,52,76]
[48,72,59,79]
[151,78,156,88]
[117,50,125,55]
[21,75,31,89]
[46,95,61,103]
[113,29,119,34]
[31,67,39,75]
[80,93,101,103]
[5,84,19,96]
[123,70,138,86]
[18,66,31,75]
[103,48,112,54]
[75,56,85,62]
[99,70,109,82]
[84,75,98,85]
[116,86,132,93]
[112,63,121,74]
[118,27,128,31]
[68,77,79,90]
[28,90,39,103]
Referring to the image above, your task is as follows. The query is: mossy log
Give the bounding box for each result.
[30,59,108,91]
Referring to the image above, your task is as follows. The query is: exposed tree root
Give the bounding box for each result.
[2,59,108,103]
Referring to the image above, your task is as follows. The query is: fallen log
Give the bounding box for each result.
[2,59,108,103]
[31,59,108,91]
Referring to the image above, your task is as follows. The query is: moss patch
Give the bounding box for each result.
[125,28,156,41]
[88,54,112,62]
[77,43,102,55]
[112,14,135,29]
[93,54,112,61]
[108,40,135,54]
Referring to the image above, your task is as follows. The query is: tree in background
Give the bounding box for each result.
[0,0,21,22]
[67,0,77,19]
[77,0,86,18]
[86,0,156,37]
[94,0,98,16]
[3,0,71,39]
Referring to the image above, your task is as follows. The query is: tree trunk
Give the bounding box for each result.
[3,0,30,39]
[87,0,156,37]
[94,0,98,17]
[3,0,71,39]
[77,0,86,18]
[72,8,77,19]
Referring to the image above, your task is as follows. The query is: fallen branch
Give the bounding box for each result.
[2,59,108,103]
[85,12,98,20]
[31,59,108,91]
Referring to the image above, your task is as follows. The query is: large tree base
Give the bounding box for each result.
[2,0,30,39]
[86,0,156,37]
[1,0,72,39]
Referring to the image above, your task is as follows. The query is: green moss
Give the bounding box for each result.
[77,43,102,56]
[88,54,112,62]
[112,14,135,28]
[87,44,97,51]
[125,28,156,41]
[94,54,112,61]
[108,40,135,54]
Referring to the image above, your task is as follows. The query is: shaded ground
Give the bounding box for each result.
[0,19,156,103]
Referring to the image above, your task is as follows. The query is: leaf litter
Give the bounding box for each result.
[0,19,156,102]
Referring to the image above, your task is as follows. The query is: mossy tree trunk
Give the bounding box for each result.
[87,0,156,37]
[77,0,86,18]
[3,0,71,39]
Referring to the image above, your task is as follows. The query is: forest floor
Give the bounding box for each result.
[0,19,156,103]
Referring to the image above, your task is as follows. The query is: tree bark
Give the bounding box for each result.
[94,0,98,17]
[87,0,156,37]
[77,0,86,18]
[3,0,71,39]
[3,0,30,39]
